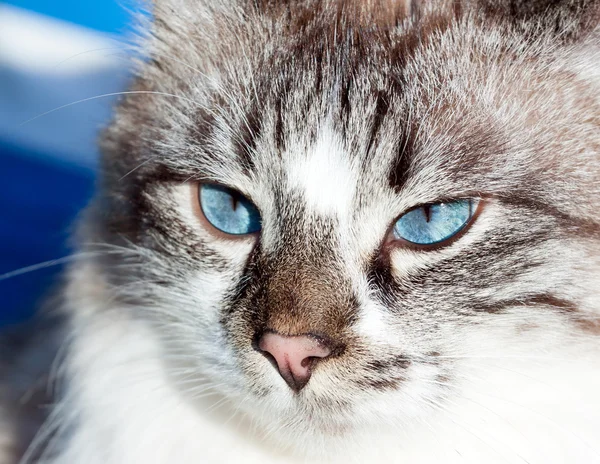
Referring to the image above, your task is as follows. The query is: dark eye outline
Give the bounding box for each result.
[385,198,484,251]
[191,183,262,240]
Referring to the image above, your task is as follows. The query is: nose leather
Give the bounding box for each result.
[257,332,332,392]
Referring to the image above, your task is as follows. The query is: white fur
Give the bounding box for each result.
[285,128,357,220]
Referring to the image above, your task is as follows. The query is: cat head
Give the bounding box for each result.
[88,0,600,454]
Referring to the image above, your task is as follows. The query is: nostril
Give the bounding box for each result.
[300,357,314,368]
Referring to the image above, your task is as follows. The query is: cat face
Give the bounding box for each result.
[91,0,600,453]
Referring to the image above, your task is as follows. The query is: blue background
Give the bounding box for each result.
[3,0,135,33]
[0,1,135,326]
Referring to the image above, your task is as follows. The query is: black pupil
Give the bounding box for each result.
[422,205,432,223]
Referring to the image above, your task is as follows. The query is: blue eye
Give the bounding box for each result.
[393,199,478,246]
[199,184,261,235]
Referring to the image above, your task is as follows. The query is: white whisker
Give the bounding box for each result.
[17,91,202,128]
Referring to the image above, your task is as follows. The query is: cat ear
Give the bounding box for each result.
[480,0,600,42]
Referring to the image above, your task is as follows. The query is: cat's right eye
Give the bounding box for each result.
[198,184,262,236]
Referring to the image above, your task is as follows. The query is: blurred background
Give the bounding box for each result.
[0,0,139,327]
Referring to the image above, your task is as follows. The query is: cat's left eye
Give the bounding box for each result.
[393,199,479,246]
[198,184,262,236]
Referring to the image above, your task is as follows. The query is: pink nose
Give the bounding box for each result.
[258,332,332,392]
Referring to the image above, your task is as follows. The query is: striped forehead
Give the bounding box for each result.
[283,127,358,220]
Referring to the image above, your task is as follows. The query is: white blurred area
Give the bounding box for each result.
[0,4,132,167]
[0,4,121,75]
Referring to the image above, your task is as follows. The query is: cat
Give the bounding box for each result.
[2,0,600,462]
